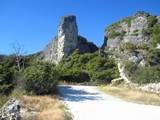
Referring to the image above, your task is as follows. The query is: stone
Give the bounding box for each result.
[0,98,21,120]
[139,83,160,94]
[41,15,98,64]
[57,15,78,63]
[129,56,139,63]
[157,16,160,23]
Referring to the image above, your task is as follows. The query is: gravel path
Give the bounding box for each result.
[59,85,160,120]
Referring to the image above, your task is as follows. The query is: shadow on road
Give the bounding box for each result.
[59,85,104,102]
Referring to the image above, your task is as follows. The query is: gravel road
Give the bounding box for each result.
[59,85,160,120]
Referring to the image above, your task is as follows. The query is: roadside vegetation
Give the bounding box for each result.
[56,51,119,84]
[100,85,160,106]
[0,53,72,120]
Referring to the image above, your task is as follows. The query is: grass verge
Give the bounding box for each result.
[21,95,72,120]
[99,85,160,106]
[0,89,72,120]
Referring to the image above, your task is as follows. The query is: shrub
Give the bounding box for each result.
[147,16,158,28]
[147,48,160,65]
[86,55,119,83]
[137,44,149,50]
[151,24,160,47]
[120,42,136,51]
[24,62,58,95]
[122,17,132,27]
[57,52,119,84]
[107,30,122,39]
[134,67,160,84]
[0,63,14,95]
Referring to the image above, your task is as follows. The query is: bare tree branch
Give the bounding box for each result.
[11,42,24,71]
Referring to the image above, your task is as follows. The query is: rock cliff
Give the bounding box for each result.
[103,11,160,83]
[41,15,98,64]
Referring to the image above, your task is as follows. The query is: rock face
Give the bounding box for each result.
[103,11,151,51]
[41,15,98,64]
[103,11,160,83]
[0,98,21,120]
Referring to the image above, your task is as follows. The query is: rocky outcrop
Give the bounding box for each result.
[41,15,98,64]
[0,98,21,120]
[103,11,160,83]
[138,83,160,94]
[103,11,151,51]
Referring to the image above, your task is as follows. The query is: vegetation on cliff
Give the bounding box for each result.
[56,51,119,84]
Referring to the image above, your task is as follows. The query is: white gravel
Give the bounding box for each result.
[59,85,160,120]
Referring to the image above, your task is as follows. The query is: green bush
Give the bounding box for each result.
[147,16,158,28]
[107,30,122,39]
[137,44,149,50]
[87,55,119,83]
[120,42,136,51]
[57,51,119,84]
[134,67,160,84]
[151,24,160,47]
[147,48,160,65]
[122,17,132,27]
[0,63,14,95]
[24,62,58,95]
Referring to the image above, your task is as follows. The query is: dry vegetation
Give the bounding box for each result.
[21,95,71,120]
[100,85,160,106]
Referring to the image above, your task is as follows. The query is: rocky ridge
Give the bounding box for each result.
[41,15,98,64]
[103,11,160,81]
[103,11,160,93]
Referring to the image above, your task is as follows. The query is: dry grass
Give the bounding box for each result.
[100,85,160,106]
[21,95,65,120]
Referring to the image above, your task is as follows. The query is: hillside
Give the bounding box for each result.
[102,12,160,86]
[0,11,160,120]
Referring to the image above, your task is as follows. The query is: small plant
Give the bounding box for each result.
[151,24,160,47]
[137,44,149,50]
[134,67,160,84]
[120,42,136,51]
[107,30,122,39]
[122,17,132,27]
[147,15,158,28]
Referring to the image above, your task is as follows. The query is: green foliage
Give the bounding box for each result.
[124,61,135,74]
[0,95,9,107]
[151,24,160,47]
[120,42,136,51]
[105,17,131,39]
[107,30,124,39]
[107,30,121,38]
[137,44,149,50]
[57,51,119,84]
[147,16,158,28]
[87,56,119,83]
[133,29,139,33]
[123,60,160,84]
[122,17,132,27]
[147,48,160,65]
[134,67,160,84]
[0,62,14,95]
[24,62,58,95]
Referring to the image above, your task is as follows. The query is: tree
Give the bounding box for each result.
[12,43,25,71]
[24,62,58,95]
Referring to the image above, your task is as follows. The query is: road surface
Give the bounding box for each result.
[59,85,160,120]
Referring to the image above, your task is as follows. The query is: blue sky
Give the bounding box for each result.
[0,0,160,55]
